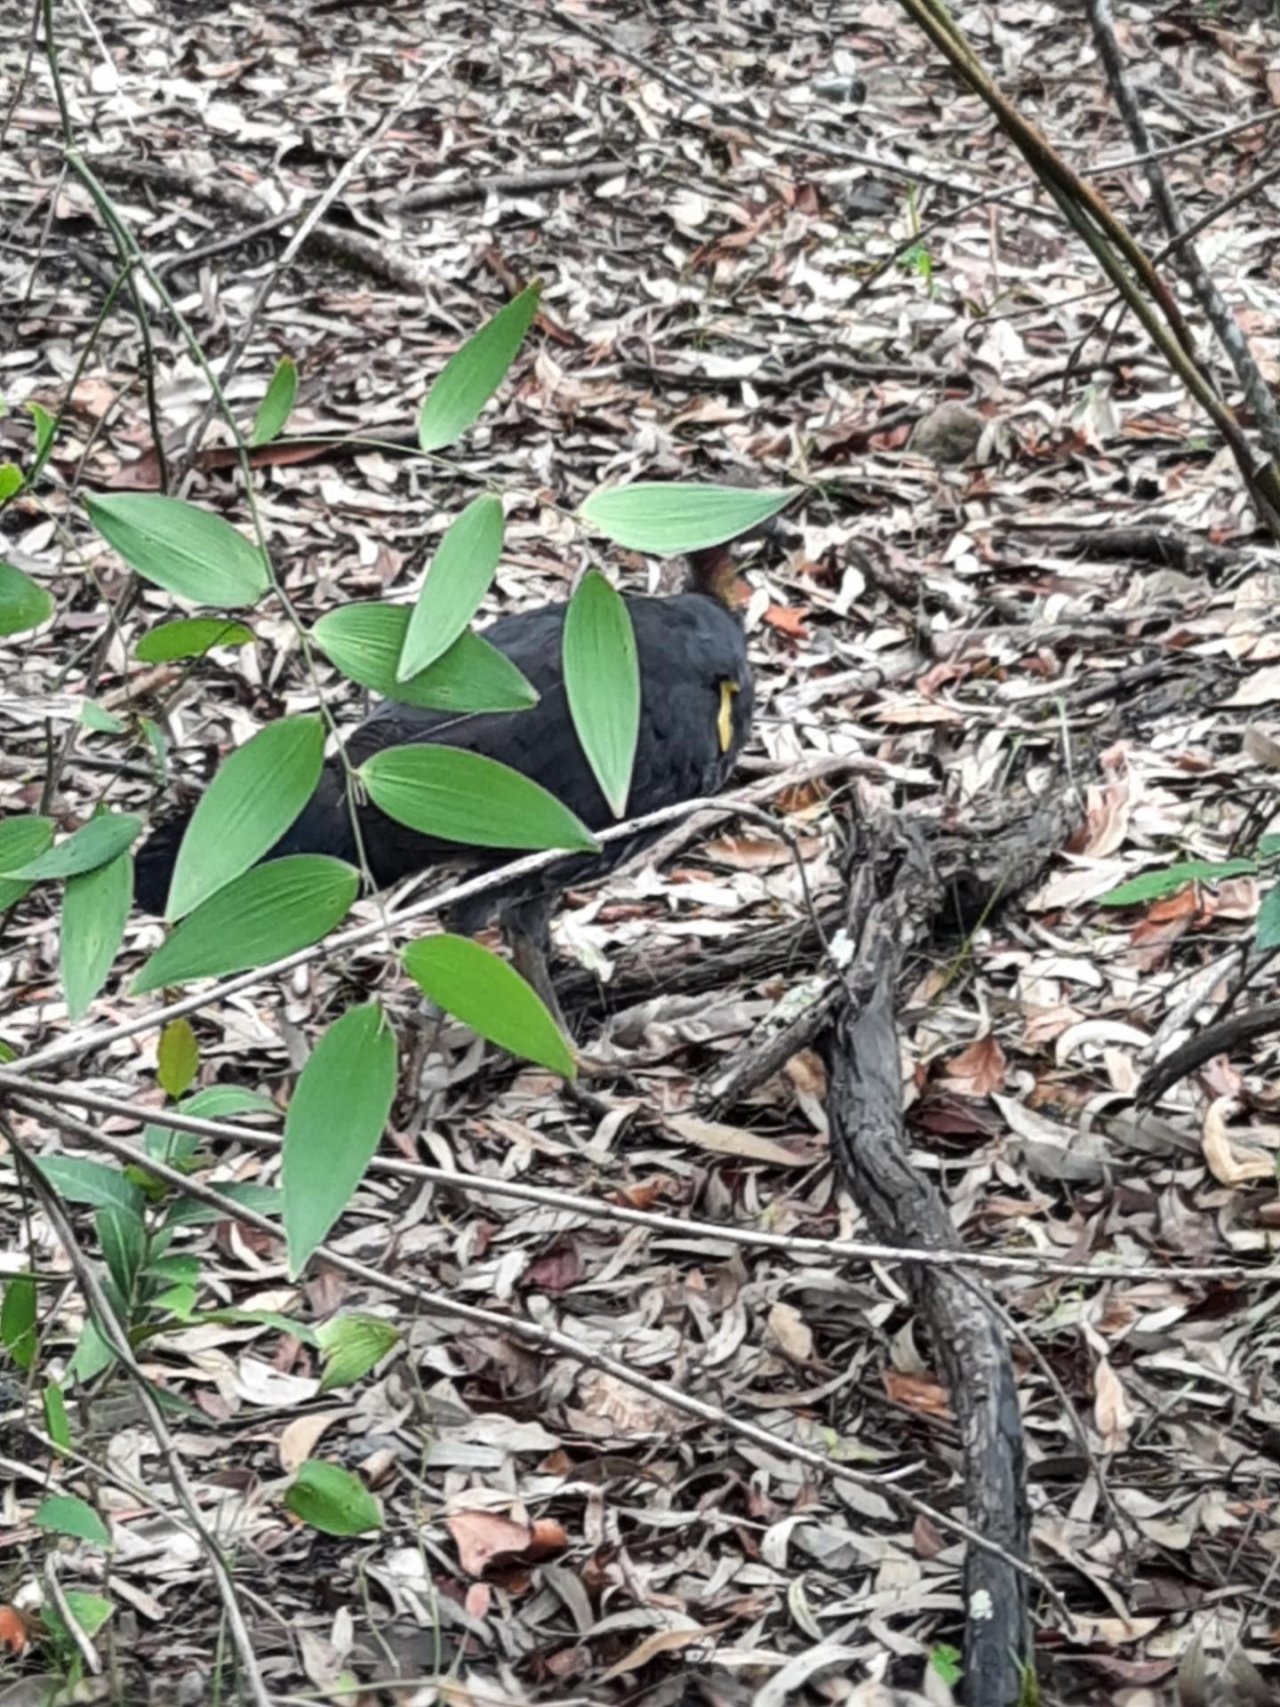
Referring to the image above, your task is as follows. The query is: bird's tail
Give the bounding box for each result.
[133,763,356,916]
[132,808,195,915]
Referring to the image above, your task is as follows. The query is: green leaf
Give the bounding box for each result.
[157,1017,199,1099]
[1098,858,1257,907]
[399,495,504,680]
[142,717,168,775]
[181,1085,278,1119]
[35,1494,110,1545]
[45,1589,114,1645]
[282,1004,397,1277]
[80,700,125,734]
[44,1381,70,1453]
[563,570,639,817]
[0,464,22,501]
[286,1461,382,1536]
[144,1125,201,1171]
[135,618,254,663]
[165,715,325,919]
[0,815,54,910]
[61,850,132,1020]
[1258,834,1280,861]
[0,559,53,636]
[36,1155,144,1218]
[28,400,57,463]
[134,856,358,993]
[164,1181,283,1228]
[85,492,270,608]
[97,1205,146,1306]
[930,1643,963,1687]
[361,745,598,853]
[404,934,575,1077]
[68,1316,117,1383]
[316,1313,401,1393]
[1,1273,38,1372]
[418,283,541,453]
[578,481,797,555]
[313,603,537,713]
[1258,882,1280,951]
[2,812,141,882]
[250,356,298,446]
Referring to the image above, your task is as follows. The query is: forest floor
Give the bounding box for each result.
[4,1,1280,1703]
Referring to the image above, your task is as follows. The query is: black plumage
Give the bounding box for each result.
[134,560,755,1015]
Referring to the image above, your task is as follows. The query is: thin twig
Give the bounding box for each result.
[13,765,844,1076]
[8,1125,272,1707]
[0,1065,1259,1284]
[6,1091,1072,1620]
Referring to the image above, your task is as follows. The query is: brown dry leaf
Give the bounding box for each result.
[447,1510,533,1578]
[1093,1357,1135,1452]
[766,1300,814,1364]
[701,833,796,870]
[1073,778,1132,858]
[576,1371,687,1437]
[665,1114,822,1167]
[938,1034,1007,1096]
[598,1626,707,1683]
[883,1370,952,1420]
[278,1409,346,1473]
[1202,1097,1276,1186]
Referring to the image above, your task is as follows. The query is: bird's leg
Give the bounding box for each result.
[501,897,619,1082]
[502,895,571,1036]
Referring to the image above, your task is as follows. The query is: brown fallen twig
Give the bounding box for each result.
[396,158,621,212]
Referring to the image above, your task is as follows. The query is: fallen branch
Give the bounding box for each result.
[396,158,620,212]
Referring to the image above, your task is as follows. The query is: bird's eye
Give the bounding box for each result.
[717,680,739,753]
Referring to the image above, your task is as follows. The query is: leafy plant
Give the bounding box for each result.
[1100,834,1280,951]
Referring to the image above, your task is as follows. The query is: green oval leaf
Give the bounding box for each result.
[417,282,541,453]
[1257,881,1280,951]
[285,1460,382,1536]
[157,1017,199,1099]
[282,1004,398,1277]
[35,1495,110,1549]
[135,618,254,663]
[578,482,798,555]
[35,1155,144,1218]
[28,400,57,463]
[1098,858,1257,907]
[314,603,536,713]
[3,812,141,882]
[61,850,132,1020]
[316,1313,401,1394]
[165,716,326,920]
[0,464,22,502]
[0,815,54,909]
[181,1085,278,1119]
[85,493,270,608]
[563,570,639,818]
[404,933,575,1078]
[134,856,358,993]
[0,560,53,636]
[399,495,504,681]
[1,1274,38,1372]
[250,356,298,446]
[361,745,598,853]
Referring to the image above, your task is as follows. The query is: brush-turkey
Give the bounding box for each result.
[134,528,778,1022]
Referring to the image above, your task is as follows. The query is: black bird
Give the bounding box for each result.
[134,537,761,1022]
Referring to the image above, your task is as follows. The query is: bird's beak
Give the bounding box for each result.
[717,680,739,754]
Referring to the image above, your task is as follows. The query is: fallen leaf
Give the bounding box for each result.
[666,1114,822,1167]
[1202,1097,1276,1187]
[447,1510,532,1578]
